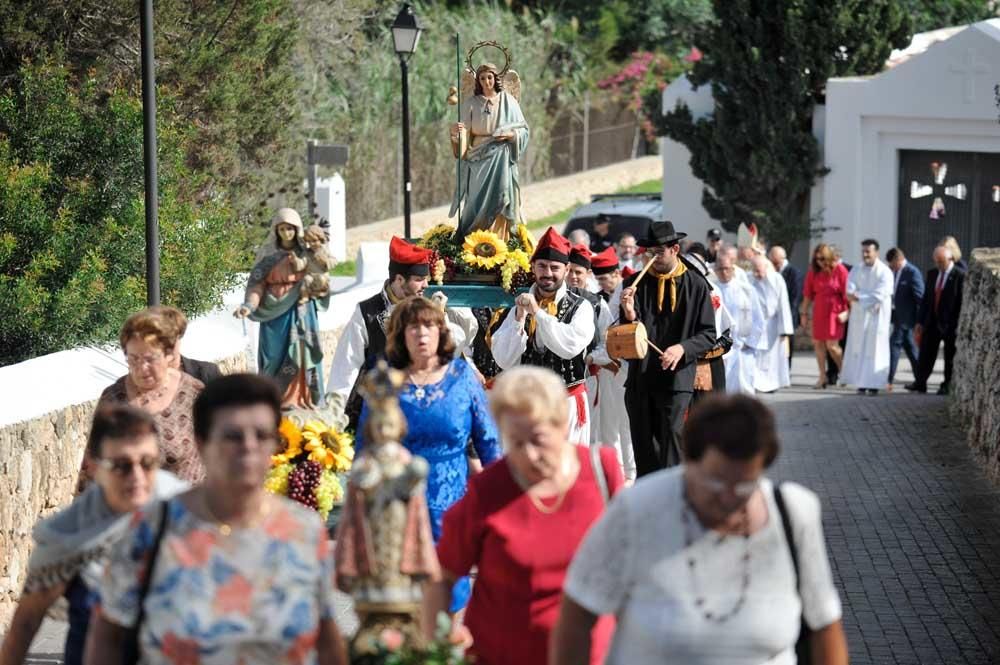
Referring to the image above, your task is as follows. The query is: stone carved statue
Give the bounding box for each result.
[449,41,529,241]
[334,360,441,654]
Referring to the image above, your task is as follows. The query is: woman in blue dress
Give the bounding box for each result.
[356,296,502,610]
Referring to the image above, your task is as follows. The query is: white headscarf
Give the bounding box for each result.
[254,207,305,263]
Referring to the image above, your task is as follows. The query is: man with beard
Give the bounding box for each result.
[620,221,716,473]
[492,228,596,444]
[326,236,475,429]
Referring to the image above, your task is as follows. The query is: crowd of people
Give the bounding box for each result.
[7,213,971,664]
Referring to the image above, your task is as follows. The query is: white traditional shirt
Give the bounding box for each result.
[490,282,595,368]
[841,259,894,389]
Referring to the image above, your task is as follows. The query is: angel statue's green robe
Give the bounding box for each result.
[450,90,529,239]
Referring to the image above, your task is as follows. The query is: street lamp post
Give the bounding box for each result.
[392,4,423,240]
[140,0,160,305]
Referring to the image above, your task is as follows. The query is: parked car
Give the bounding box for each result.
[561,193,662,245]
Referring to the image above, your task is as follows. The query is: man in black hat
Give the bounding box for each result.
[706,227,723,263]
[620,221,717,474]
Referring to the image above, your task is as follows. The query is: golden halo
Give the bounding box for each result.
[465,40,512,78]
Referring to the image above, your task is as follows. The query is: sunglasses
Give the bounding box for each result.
[97,455,159,475]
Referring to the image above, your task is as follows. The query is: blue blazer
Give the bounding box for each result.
[892,261,924,328]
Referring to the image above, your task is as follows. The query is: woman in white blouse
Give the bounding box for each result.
[552,394,848,665]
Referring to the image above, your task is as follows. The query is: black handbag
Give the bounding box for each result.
[773,484,812,664]
[126,500,171,664]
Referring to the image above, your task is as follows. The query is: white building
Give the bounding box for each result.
[661,19,1000,269]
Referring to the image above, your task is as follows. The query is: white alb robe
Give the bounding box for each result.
[585,296,614,444]
[326,287,477,409]
[841,260,894,389]
[752,270,794,393]
[589,285,636,481]
[491,283,596,445]
[713,277,766,394]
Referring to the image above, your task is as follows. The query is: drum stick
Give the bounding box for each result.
[631,256,656,289]
[647,340,665,356]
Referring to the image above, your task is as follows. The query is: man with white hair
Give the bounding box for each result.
[568,228,592,248]
[711,252,764,393]
[750,255,793,392]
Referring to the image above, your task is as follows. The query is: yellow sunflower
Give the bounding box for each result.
[461,230,508,269]
[271,418,304,466]
[302,420,355,472]
[516,223,536,254]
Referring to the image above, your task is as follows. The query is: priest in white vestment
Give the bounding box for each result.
[750,256,794,393]
[712,253,765,394]
[841,240,894,394]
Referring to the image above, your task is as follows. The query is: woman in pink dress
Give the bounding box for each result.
[800,243,849,389]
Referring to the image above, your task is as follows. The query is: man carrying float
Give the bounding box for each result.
[490,228,596,444]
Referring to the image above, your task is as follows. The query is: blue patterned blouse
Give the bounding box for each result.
[357,358,502,540]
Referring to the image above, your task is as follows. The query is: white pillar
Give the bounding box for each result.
[313,173,347,262]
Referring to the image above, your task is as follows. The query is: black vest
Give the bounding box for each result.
[345,290,392,429]
[498,289,589,387]
[570,286,602,353]
[471,307,503,380]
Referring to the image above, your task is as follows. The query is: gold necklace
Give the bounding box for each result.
[513,454,578,515]
[201,492,269,537]
[407,362,441,400]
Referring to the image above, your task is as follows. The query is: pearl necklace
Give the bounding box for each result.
[681,491,752,623]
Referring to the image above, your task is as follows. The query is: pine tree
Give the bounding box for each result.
[653,0,911,249]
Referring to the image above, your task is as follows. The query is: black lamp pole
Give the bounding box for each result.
[400,55,412,239]
[140,0,160,305]
[392,4,423,240]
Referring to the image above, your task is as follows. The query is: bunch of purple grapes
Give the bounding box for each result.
[286,460,322,510]
[511,271,535,289]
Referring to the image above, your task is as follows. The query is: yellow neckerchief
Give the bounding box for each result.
[655,260,688,312]
[527,292,559,337]
[385,282,405,305]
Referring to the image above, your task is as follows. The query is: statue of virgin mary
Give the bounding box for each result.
[449,60,529,241]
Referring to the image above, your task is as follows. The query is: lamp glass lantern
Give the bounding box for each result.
[392,4,423,56]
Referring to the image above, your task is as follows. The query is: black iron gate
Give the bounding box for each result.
[897,149,1000,271]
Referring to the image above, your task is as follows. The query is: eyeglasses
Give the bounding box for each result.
[126,352,166,368]
[97,455,159,475]
[694,474,759,498]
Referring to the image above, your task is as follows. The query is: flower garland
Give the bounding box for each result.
[417,223,534,292]
[264,417,351,519]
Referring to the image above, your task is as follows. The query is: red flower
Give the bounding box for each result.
[684,46,703,63]
[711,294,721,310]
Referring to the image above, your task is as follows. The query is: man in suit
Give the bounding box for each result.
[768,245,802,370]
[886,247,924,389]
[906,246,963,395]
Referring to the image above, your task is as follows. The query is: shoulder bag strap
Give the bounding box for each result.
[588,445,610,506]
[773,484,800,590]
[129,500,171,662]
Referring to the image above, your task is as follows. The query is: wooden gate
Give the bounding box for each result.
[897,149,1000,271]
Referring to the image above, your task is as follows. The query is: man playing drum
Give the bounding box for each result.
[619,221,716,474]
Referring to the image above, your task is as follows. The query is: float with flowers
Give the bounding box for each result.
[265,414,354,520]
[419,222,535,307]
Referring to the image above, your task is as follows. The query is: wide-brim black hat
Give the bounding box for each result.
[643,220,687,247]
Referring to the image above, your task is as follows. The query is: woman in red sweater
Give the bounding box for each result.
[425,366,623,665]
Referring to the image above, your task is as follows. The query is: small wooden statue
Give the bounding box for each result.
[334,360,441,655]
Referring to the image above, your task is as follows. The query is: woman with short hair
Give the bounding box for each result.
[86,374,348,665]
[355,296,502,611]
[90,307,205,484]
[553,394,848,665]
[800,244,849,389]
[0,405,186,665]
[426,366,623,665]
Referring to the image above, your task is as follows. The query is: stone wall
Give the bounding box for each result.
[0,327,345,630]
[951,247,1000,485]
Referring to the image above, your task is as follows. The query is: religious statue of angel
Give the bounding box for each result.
[449,42,530,241]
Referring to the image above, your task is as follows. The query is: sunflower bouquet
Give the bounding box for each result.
[418,223,535,292]
[265,417,353,519]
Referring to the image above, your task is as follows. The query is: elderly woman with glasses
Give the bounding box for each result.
[425,366,623,665]
[0,406,187,665]
[88,307,205,484]
[86,374,349,665]
[553,394,848,665]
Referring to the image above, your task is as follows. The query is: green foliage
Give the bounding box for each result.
[653,0,912,249]
[904,0,997,33]
[0,59,243,365]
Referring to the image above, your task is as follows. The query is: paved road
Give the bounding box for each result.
[763,356,1000,664]
[19,353,1000,663]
